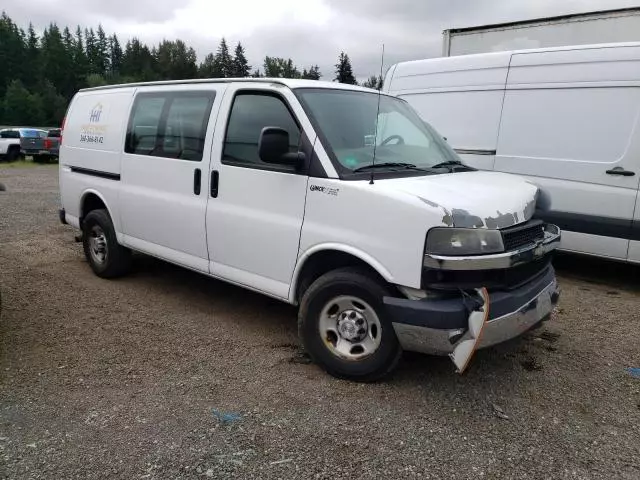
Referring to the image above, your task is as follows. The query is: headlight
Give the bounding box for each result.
[426,228,504,256]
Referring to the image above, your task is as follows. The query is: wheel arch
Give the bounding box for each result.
[289,244,394,304]
[79,189,113,225]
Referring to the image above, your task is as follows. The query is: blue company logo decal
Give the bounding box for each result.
[89,103,103,123]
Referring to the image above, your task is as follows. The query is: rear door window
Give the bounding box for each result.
[126,91,216,161]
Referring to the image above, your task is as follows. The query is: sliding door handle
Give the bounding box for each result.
[193,168,201,195]
[211,170,219,198]
[606,167,635,177]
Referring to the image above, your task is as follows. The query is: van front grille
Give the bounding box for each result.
[501,220,545,252]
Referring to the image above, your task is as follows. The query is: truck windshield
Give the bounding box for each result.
[295,88,460,174]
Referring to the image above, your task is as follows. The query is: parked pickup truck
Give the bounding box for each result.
[21,128,60,163]
[59,78,561,381]
[0,129,22,161]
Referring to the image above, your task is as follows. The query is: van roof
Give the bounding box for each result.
[80,78,379,94]
[386,41,640,83]
[444,7,640,35]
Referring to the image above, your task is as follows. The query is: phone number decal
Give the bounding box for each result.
[80,134,105,144]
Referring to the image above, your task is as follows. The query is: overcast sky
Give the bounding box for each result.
[3,0,639,79]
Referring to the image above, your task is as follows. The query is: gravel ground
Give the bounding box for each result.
[1,165,639,480]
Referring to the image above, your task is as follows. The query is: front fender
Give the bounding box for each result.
[288,243,394,303]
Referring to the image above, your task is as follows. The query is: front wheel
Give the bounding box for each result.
[82,209,132,278]
[298,268,402,381]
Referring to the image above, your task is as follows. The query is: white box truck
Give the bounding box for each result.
[442,7,640,57]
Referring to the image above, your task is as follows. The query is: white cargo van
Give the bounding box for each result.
[59,79,560,380]
[384,42,640,263]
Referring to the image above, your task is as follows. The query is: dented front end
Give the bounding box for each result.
[381,172,561,368]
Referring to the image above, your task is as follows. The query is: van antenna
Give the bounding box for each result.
[370,44,385,185]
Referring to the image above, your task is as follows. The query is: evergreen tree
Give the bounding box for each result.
[0,13,27,97]
[199,53,219,78]
[24,23,40,89]
[121,38,157,81]
[251,69,263,78]
[264,57,300,78]
[263,56,281,77]
[109,34,123,77]
[335,52,357,84]
[2,80,44,125]
[40,23,72,97]
[156,40,198,80]
[302,65,321,80]
[231,42,250,77]
[62,26,74,51]
[26,91,45,126]
[96,25,110,76]
[214,38,233,77]
[362,75,382,90]
[84,28,98,73]
[73,27,89,91]
[174,40,198,79]
[38,79,67,125]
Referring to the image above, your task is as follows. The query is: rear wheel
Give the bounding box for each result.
[6,147,19,162]
[82,209,132,278]
[298,268,402,381]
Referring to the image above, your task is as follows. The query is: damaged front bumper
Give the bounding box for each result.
[385,264,560,356]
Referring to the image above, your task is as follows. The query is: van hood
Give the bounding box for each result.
[378,171,538,229]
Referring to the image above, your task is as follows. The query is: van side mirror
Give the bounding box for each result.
[258,127,304,167]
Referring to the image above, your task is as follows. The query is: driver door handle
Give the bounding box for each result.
[606,167,635,177]
[193,168,201,195]
[211,170,219,198]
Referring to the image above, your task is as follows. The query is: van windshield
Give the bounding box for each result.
[295,88,461,175]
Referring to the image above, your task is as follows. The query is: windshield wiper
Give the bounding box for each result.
[353,162,428,173]
[429,160,474,172]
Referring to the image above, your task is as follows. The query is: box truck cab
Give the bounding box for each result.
[59,79,560,380]
[384,42,640,263]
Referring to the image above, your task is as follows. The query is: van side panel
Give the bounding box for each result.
[401,90,504,170]
[495,46,640,259]
[59,90,134,231]
[62,90,134,174]
[385,53,510,171]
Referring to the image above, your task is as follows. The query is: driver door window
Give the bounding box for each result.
[223,92,301,171]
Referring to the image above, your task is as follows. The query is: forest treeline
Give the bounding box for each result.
[0,12,382,126]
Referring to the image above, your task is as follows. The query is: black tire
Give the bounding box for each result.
[82,209,132,278]
[6,147,19,162]
[298,267,402,382]
[33,155,47,163]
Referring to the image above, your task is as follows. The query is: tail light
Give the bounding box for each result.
[44,139,52,150]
